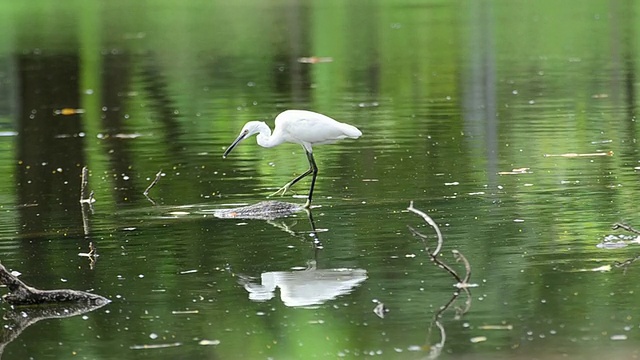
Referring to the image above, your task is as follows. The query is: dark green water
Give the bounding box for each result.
[0,0,639,359]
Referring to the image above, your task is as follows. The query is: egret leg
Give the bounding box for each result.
[269,150,318,208]
[304,151,318,208]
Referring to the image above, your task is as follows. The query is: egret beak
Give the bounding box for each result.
[223,131,248,158]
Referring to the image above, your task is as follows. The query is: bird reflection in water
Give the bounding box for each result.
[220,200,367,307]
[239,261,367,307]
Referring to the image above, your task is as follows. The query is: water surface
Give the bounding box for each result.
[0,0,639,359]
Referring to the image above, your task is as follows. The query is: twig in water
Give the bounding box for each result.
[407,225,431,251]
[407,201,443,256]
[406,201,476,359]
[404,202,472,359]
[613,254,640,275]
[79,169,95,205]
[80,166,88,200]
[78,242,98,270]
[430,253,463,284]
[79,166,94,203]
[408,202,461,282]
[143,170,163,196]
[79,167,94,238]
[81,201,90,235]
[612,223,640,235]
[452,250,472,286]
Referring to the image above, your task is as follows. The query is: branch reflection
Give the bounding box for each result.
[0,301,109,357]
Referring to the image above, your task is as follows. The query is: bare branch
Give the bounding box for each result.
[143,170,163,196]
[429,253,463,284]
[407,201,443,256]
[612,222,640,235]
[407,225,432,252]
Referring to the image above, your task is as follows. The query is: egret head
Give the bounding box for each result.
[223,121,267,158]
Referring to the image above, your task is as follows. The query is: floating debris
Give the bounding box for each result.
[198,339,221,346]
[179,269,198,275]
[454,282,479,289]
[357,102,379,108]
[114,133,143,139]
[575,265,612,272]
[97,133,143,139]
[373,302,388,319]
[78,242,98,259]
[477,324,513,330]
[544,151,613,158]
[130,342,182,350]
[172,310,199,315]
[470,336,487,343]
[297,56,333,64]
[498,168,530,175]
[168,211,190,216]
[54,108,85,116]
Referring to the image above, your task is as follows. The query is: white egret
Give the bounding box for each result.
[223,110,362,208]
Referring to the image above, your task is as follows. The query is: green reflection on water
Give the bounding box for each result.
[0,0,639,359]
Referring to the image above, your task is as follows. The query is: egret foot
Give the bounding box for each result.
[268,182,294,198]
[304,198,311,209]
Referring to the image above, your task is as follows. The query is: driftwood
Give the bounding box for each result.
[214,201,303,220]
[0,263,109,306]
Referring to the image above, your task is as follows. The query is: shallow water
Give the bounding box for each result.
[1,0,640,359]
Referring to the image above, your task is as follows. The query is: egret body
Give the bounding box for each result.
[223,110,362,208]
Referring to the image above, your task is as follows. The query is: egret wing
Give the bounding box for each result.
[277,111,361,146]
